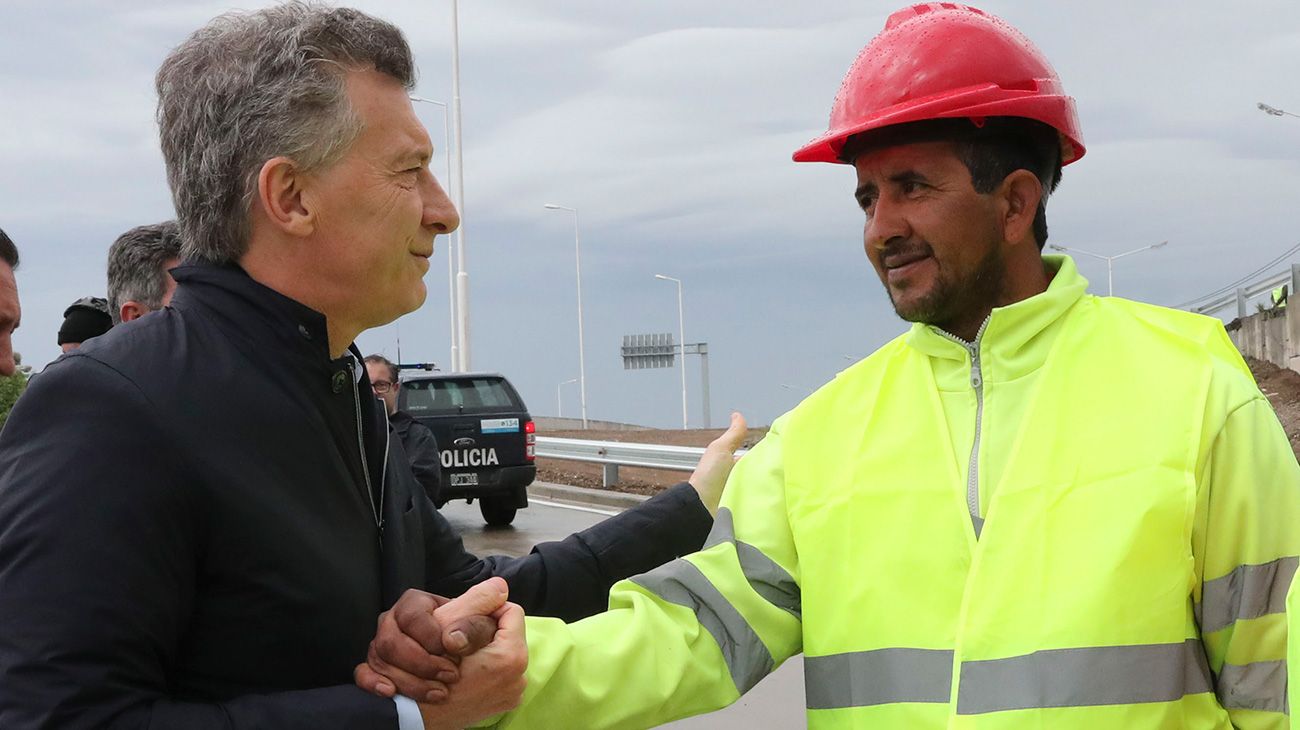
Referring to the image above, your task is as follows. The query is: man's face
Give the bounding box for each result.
[365,361,399,415]
[303,69,459,332]
[0,263,18,377]
[854,141,1007,332]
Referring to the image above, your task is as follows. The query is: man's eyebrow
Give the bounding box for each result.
[889,169,929,184]
[394,148,433,167]
[855,169,931,205]
[854,181,877,206]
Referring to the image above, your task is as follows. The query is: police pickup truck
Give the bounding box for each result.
[398,371,536,526]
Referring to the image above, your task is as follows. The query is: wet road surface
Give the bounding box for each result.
[442,493,807,729]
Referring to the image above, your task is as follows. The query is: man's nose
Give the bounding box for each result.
[423,174,461,234]
[865,195,910,251]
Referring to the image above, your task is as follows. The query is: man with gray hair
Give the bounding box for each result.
[0,4,736,730]
[106,220,182,324]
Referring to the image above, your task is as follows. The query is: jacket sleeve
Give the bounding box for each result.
[425,480,714,623]
[483,417,803,729]
[1192,388,1300,730]
[0,358,397,730]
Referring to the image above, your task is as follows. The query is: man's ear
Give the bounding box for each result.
[998,169,1043,247]
[255,156,314,238]
[119,301,146,323]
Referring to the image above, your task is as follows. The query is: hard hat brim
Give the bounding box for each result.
[793,83,1086,165]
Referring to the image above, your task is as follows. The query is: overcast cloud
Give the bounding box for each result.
[4,1,1299,428]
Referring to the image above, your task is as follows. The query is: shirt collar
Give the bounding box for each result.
[169,262,339,364]
[906,255,1090,380]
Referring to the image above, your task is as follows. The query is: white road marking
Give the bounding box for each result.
[528,498,621,517]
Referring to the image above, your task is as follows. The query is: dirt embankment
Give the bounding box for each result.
[1247,358,1300,458]
[540,357,1300,496]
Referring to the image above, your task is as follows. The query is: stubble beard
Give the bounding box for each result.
[887,243,1007,334]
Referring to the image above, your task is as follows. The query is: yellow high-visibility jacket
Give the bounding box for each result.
[490,257,1299,729]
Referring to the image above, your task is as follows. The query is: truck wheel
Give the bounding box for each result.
[479,497,518,526]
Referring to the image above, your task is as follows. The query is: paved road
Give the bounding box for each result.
[443,495,807,729]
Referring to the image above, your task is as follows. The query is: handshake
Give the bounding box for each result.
[353,577,526,730]
[350,412,749,729]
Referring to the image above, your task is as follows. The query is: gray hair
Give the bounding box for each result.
[155,2,416,264]
[107,221,183,324]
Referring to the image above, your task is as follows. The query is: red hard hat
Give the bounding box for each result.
[793,3,1084,166]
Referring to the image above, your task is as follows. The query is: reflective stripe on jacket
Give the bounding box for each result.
[1290,579,1299,728]
[493,256,1299,729]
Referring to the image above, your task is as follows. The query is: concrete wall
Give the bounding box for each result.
[1227,304,1300,372]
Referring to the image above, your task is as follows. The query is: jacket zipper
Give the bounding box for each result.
[378,407,389,529]
[349,358,385,539]
[936,318,990,538]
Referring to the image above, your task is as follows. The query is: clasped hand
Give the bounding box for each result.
[354,577,527,729]
[353,413,750,727]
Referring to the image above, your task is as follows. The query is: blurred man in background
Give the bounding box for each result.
[56,296,111,352]
[107,221,182,324]
[0,228,19,377]
[365,354,443,506]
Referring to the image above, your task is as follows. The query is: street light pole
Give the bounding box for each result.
[1258,102,1300,119]
[543,204,588,429]
[449,0,471,372]
[1048,241,1168,296]
[557,378,578,418]
[654,274,688,430]
[409,96,458,370]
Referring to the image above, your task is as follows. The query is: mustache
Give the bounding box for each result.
[878,239,934,267]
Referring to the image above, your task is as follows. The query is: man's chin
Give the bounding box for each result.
[887,287,943,324]
[372,285,428,329]
[894,307,939,325]
[400,287,428,318]
[891,298,957,328]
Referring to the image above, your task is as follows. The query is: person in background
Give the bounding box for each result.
[365,354,443,506]
[107,220,182,324]
[56,296,111,352]
[0,227,19,377]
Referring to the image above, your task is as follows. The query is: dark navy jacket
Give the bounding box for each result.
[0,263,711,729]
[389,410,443,506]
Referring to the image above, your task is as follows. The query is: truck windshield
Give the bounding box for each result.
[402,378,518,414]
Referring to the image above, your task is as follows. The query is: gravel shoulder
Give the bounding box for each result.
[538,356,1300,496]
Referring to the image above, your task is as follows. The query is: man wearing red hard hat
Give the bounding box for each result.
[357,5,1300,728]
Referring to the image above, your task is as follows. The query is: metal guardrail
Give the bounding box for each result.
[1194,270,1292,316]
[535,436,748,487]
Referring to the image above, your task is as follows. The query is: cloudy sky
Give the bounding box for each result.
[4,1,1299,428]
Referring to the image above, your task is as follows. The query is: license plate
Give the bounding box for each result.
[450,473,478,487]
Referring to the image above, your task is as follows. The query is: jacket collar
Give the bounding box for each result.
[170,262,338,364]
[906,255,1090,383]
